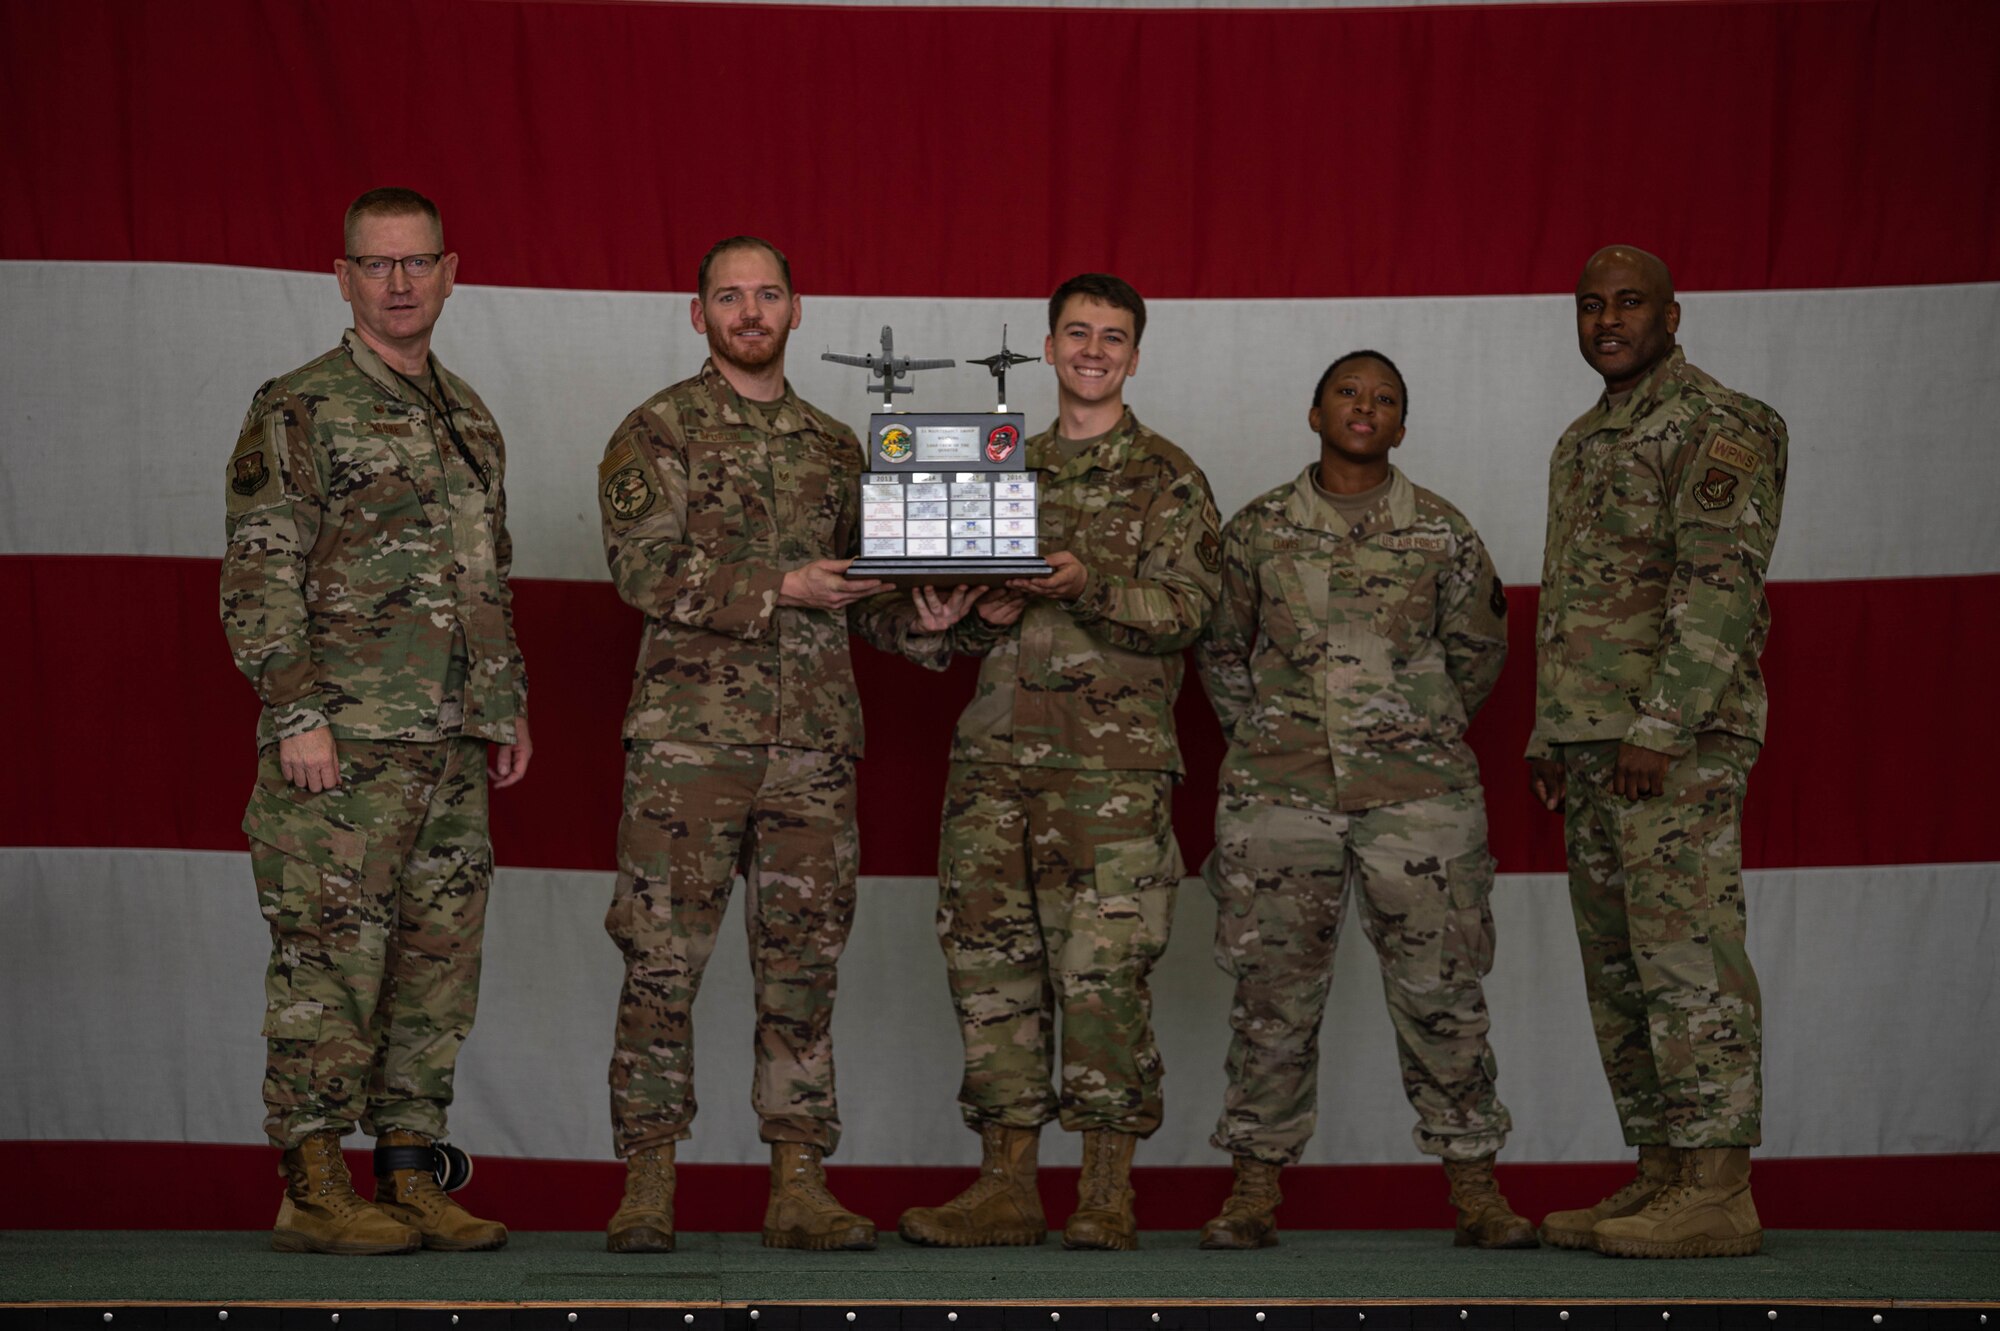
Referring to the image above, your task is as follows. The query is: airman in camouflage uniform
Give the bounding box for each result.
[1193,351,1535,1252]
[898,275,1222,1253]
[598,237,951,1256]
[1530,247,1787,1259]
[221,189,528,1256]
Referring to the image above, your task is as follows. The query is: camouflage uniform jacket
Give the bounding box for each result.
[947,409,1222,774]
[220,329,526,750]
[1198,465,1506,814]
[1529,347,1788,760]
[600,360,932,757]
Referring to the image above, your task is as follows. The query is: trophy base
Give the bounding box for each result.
[845,557,1053,588]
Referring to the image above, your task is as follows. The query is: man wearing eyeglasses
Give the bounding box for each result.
[221,186,529,1256]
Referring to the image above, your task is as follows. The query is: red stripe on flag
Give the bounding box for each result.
[1,555,1996,872]
[3,1140,1995,1231]
[2,2,1996,297]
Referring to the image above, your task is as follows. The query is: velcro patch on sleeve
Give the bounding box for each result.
[599,438,637,480]
[225,413,288,516]
[1705,434,1762,476]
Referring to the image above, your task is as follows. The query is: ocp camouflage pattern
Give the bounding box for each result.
[1528,347,1788,759]
[946,409,1222,772]
[220,330,527,749]
[1198,465,1506,813]
[599,359,939,754]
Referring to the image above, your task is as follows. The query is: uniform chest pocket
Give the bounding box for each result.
[1254,553,1322,663]
[1367,551,1443,646]
[1589,447,1665,541]
[776,437,849,545]
[685,437,755,546]
[1058,487,1148,573]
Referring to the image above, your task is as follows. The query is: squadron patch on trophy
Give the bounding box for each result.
[878,425,914,464]
[984,423,1020,463]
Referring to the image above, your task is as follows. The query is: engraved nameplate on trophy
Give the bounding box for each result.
[824,325,1052,587]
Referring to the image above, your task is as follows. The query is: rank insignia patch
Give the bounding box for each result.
[1693,466,1739,512]
[231,449,270,497]
[984,423,1020,463]
[878,425,913,464]
[604,465,655,521]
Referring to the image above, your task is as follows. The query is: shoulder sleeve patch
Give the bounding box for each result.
[226,413,289,517]
[600,439,661,526]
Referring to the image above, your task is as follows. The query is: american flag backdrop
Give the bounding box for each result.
[2,0,1996,1231]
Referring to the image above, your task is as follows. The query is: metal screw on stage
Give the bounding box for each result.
[103,1315,113,1323]
[1560,1315,1570,1323]
[847,1314,857,1323]
[452,1319,459,1326]
[948,1317,957,1325]
[569,1316,578,1324]
[1052,1316,1061,1324]
[1460,1314,1469,1323]
[1258,1316,1267,1324]
[751,1314,760,1323]
[1873,1319,1882,1326]
[331,1316,340,1325]
[1664,1315,1673,1323]
[685,1318,695,1326]
[218,1314,229,1323]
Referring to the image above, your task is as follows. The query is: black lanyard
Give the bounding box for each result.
[392,359,489,491]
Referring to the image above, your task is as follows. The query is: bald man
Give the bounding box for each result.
[1527,246,1787,1259]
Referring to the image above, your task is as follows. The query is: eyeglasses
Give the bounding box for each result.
[345,253,444,280]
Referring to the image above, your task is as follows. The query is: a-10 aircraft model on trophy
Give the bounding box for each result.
[823,326,1053,586]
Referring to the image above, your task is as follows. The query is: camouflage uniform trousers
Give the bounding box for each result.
[1205,788,1513,1165]
[245,737,491,1149]
[606,740,859,1158]
[1560,733,1762,1148]
[936,762,1180,1137]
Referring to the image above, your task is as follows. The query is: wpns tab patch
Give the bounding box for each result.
[1705,435,1762,476]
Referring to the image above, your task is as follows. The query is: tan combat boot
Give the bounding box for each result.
[1594,1147,1761,1258]
[1443,1156,1539,1249]
[1199,1156,1283,1250]
[763,1142,877,1251]
[272,1130,419,1255]
[1540,1144,1678,1251]
[1063,1129,1139,1251]
[899,1124,1047,1247]
[606,1143,677,1254]
[372,1130,508,1251]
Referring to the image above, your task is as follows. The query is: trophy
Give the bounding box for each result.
[824,326,1053,586]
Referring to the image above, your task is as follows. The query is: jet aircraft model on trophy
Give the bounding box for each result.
[824,326,1053,586]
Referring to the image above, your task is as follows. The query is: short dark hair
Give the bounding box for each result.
[1312,349,1409,419]
[1047,273,1147,345]
[698,236,792,299]
[344,187,441,252]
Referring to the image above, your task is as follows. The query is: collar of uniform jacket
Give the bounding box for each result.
[695,357,827,438]
[1586,344,1688,435]
[1282,462,1418,540]
[1034,406,1143,483]
[340,328,463,414]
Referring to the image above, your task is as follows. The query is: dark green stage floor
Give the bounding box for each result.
[1,1233,1996,1307]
